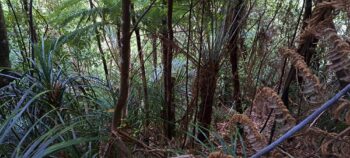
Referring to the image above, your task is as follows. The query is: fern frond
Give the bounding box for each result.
[281,127,336,157]
[208,151,234,158]
[57,22,105,45]
[58,7,109,27]
[332,98,350,121]
[296,0,335,44]
[280,48,321,102]
[320,127,350,157]
[228,114,267,152]
[246,87,296,140]
[317,0,350,13]
[321,28,350,83]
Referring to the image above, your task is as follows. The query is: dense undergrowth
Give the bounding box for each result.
[1,0,350,157]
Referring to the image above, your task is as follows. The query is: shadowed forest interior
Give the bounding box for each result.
[1,0,350,157]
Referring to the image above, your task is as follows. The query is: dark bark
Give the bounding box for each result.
[23,0,38,73]
[112,0,131,131]
[0,1,11,87]
[166,0,175,139]
[197,60,219,141]
[228,0,245,113]
[0,1,10,69]
[161,0,175,139]
[196,0,219,142]
[161,12,168,138]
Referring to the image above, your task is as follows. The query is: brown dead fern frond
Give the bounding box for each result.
[346,110,350,125]
[208,151,234,158]
[296,0,350,46]
[299,18,333,44]
[318,0,350,16]
[280,48,322,104]
[320,127,350,157]
[330,98,350,125]
[320,136,350,157]
[281,127,350,157]
[257,87,296,125]
[228,114,267,153]
[296,0,335,44]
[306,127,337,136]
[280,127,337,157]
[245,87,296,140]
[302,3,350,85]
[321,28,350,83]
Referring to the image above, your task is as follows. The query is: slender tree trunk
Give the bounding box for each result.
[195,0,209,142]
[166,0,175,139]
[181,0,192,147]
[112,0,131,131]
[7,0,28,67]
[0,1,10,70]
[88,0,110,86]
[161,6,169,138]
[228,0,245,113]
[23,0,37,73]
[131,4,150,142]
[0,3,22,92]
[161,0,175,139]
[28,1,37,43]
[0,1,14,88]
[152,36,158,80]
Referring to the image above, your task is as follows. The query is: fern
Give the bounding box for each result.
[322,28,350,83]
[228,114,267,155]
[280,48,322,104]
[246,87,296,140]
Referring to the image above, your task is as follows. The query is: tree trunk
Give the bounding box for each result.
[162,0,175,139]
[197,60,219,141]
[23,0,37,73]
[7,0,28,67]
[131,4,150,142]
[195,0,220,142]
[181,0,193,146]
[112,0,131,131]
[0,1,11,88]
[167,0,175,139]
[228,0,245,113]
[88,0,110,86]
[0,1,10,69]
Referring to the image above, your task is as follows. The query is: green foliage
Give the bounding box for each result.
[2,0,350,157]
[0,39,112,157]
